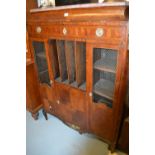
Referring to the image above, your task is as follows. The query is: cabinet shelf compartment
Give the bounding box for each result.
[93,78,114,100]
[93,47,117,107]
[65,41,76,84]
[36,52,46,59]
[48,40,60,79]
[93,48,117,74]
[75,42,86,88]
[94,58,116,73]
[39,70,50,84]
[93,93,113,108]
[33,41,50,85]
[50,39,86,91]
[56,40,68,82]
[55,77,86,91]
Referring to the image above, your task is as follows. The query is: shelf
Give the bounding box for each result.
[94,58,116,73]
[39,69,48,74]
[79,82,86,91]
[55,77,86,90]
[36,52,46,59]
[93,79,114,100]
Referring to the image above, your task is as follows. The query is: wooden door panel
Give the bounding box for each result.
[54,83,72,123]
[70,88,87,131]
[90,105,114,141]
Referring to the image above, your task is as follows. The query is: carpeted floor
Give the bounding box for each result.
[26,111,126,155]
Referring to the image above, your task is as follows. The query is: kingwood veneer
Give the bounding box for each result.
[27,2,129,152]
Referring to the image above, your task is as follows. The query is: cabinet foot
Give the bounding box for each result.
[42,109,48,120]
[108,150,118,155]
[108,142,116,153]
[31,112,39,120]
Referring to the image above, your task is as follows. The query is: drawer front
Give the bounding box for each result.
[27,24,125,42]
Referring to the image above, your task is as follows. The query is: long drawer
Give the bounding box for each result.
[27,23,125,42]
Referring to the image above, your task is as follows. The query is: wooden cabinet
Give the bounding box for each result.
[27,2,129,152]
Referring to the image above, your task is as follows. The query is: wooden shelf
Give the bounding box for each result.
[36,52,46,59]
[79,82,86,91]
[93,79,114,100]
[55,77,86,90]
[39,69,48,74]
[94,58,116,73]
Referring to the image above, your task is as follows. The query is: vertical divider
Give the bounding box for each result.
[56,40,68,82]
[65,40,75,84]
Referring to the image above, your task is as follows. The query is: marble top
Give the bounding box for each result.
[30,2,129,13]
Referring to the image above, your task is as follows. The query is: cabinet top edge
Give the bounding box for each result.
[30,2,129,13]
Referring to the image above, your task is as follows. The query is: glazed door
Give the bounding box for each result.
[30,39,57,109]
[86,42,123,141]
[31,40,51,85]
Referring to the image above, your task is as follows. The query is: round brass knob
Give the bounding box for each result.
[63,27,67,35]
[57,100,60,104]
[49,105,52,110]
[96,28,104,37]
[89,92,92,97]
[36,26,42,33]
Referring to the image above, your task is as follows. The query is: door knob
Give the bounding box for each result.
[89,92,92,97]
[36,26,42,33]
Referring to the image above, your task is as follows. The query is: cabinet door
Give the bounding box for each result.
[87,43,126,142]
[30,40,58,110]
[55,83,87,132]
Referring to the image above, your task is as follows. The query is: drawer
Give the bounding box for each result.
[27,24,63,38]
[27,24,124,41]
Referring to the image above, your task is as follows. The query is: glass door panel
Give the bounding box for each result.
[32,41,50,85]
[93,48,118,108]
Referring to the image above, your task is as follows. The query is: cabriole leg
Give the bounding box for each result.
[31,112,39,120]
[42,109,48,120]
